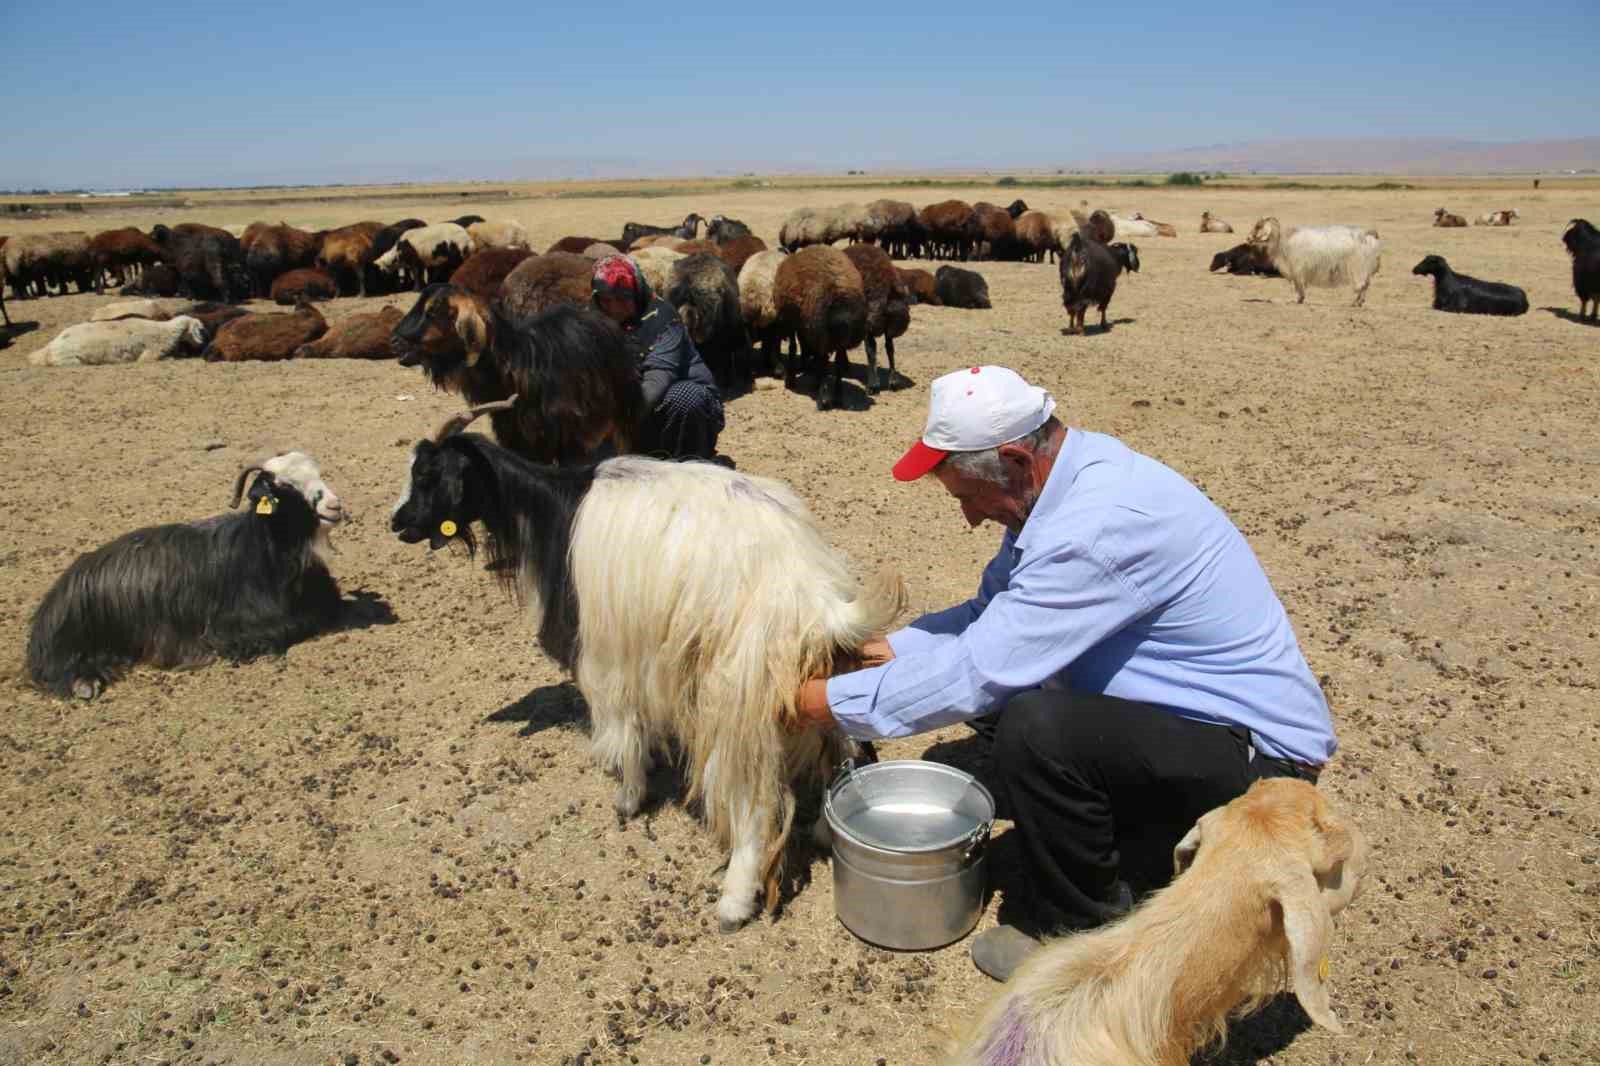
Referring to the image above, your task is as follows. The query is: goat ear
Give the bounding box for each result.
[1310,792,1356,875]
[1276,869,1342,1033]
[1173,810,1216,875]
[452,298,489,367]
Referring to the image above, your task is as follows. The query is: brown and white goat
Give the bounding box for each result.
[947,778,1367,1066]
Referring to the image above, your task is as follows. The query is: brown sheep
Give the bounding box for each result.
[675,239,722,258]
[316,221,385,296]
[1199,211,1234,234]
[179,301,250,336]
[270,268,339,305]
[496,252,593,330]
[896,267,941,305]
[1012,211,1060,264]
[120,263,182,297]
[842,244,910,393]
[451,247,535,301]
[547,235,610,255]
[205,302,328,362]
[89,228,165,292]
[971,202,1016,260]
[1433,208,1468,228]
[772,246,867,410]
[713,234,768,275]
[581,243,621,260]
[918,200,977,260]
[295,307,405,359]
[242,222,323,297]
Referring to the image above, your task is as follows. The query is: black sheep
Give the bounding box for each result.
[706,215,752,243]
[1060,235,1139,334]
[448,215,485,228]
[620,213,704,250]
[1209,242,1280,277]
[1411,255,1528,316]
[26,454,345,700]
[1562,219,1600,321]
[934,265,991,309]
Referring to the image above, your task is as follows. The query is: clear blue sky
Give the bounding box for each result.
[8,0,1596,189]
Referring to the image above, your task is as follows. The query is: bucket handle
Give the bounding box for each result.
[963,820,993,862]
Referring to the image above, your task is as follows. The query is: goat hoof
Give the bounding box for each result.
[71,678,101,701]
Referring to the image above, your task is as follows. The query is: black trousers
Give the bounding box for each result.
[980,688,1315,932]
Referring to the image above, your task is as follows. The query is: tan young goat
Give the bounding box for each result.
[946,777,1367,1066]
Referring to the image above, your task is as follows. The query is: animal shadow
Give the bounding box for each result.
[488,681,589,735]
[336,589,397,631]
[784,371,876,411]
[1059,317,1135,336]
[1542,306,1599,327]
[1192,995,1314,1065]
[1,321,40,346]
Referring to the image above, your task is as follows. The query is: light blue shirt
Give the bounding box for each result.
[826,429,1337,765]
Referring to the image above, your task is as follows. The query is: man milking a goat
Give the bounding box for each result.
[793,365,1336,981]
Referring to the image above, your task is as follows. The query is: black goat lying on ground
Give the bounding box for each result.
[1563,219,1600,321]
[1060,236,1140,334]
[393,285,644,464]
[26,454,345,700]
[620,213,704,250]
[1411,255,1528,316]
[1209,242,1280,276]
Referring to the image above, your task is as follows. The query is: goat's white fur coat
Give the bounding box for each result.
[1248,217,1382,306]
[565,457,904,928]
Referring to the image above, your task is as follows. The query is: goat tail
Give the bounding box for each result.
[853,566,908,642]
[760,786,797,912]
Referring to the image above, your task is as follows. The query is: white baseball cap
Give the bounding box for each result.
[892,366,1057,481]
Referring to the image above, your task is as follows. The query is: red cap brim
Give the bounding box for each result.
[892,440,948,482]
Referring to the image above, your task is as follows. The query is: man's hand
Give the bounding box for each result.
[788,637,896,733]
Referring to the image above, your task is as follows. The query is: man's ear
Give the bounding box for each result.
[996,441,1033,476]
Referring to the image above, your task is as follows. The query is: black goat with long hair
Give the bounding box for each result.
[1411,255,1528,316]
[1563,219,1600,321]
[392,399,596,670]
[1060,235,1139,334]
[26,453,345,700]
[392,285,644,464]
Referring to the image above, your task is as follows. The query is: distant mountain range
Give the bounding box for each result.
[1068,137,1600,176]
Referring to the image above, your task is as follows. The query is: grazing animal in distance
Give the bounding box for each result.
[1200,211,1233,234]
[26,453,346,700]
[1473,209,1519,226]
[1247,217,1381,306]
[620,213,704,250]
[391,401,905,931]
[1432,208,1468,228]
[772,246,868,410]
[1060,236,1139,335]
[946,778,1367,1066]
[392,285,643,463]
[1560,219,1600,320]
[843,243,911,392]
[1411,255,1528,316]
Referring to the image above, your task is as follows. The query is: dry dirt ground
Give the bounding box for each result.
[1,179,1597,1066]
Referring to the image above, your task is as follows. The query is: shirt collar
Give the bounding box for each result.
[1013,427,1076,554]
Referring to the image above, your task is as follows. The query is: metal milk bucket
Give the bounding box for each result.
[824,759,995,951]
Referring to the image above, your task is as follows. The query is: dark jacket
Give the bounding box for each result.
[624,296,719,410]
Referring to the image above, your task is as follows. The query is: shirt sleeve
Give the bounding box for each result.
[826,540,1153,740]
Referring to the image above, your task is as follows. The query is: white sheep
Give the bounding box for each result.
[466,219,531,253]
[90,298,188,322]
[1247,217,1382,306]
[1200,211,1233,233]
[372,222,472,289]
[738,249,790,369]
[947,778,1367,1066]
[628,246,686,296]
[32,315,207,367]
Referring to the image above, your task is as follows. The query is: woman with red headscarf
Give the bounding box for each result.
[591,255,726,462]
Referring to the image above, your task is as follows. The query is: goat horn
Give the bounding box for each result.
[433,395,520,441]
[229,465,268,509]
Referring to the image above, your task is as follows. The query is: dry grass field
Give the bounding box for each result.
[1,176,1597,1066]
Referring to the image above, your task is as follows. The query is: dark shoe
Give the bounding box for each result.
[970,924,1040,982]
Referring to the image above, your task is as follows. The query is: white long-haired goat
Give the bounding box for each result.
[1248,217,1382,306]
[946,778,1367,1066]
[391,400,905,930]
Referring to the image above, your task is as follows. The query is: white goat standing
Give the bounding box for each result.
[1248,217,1382,306]
[946,778,1368,1066]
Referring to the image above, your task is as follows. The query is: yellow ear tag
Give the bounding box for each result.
[439,519,458,537]
[255,497,275,515]
[1317,955,1330,983]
